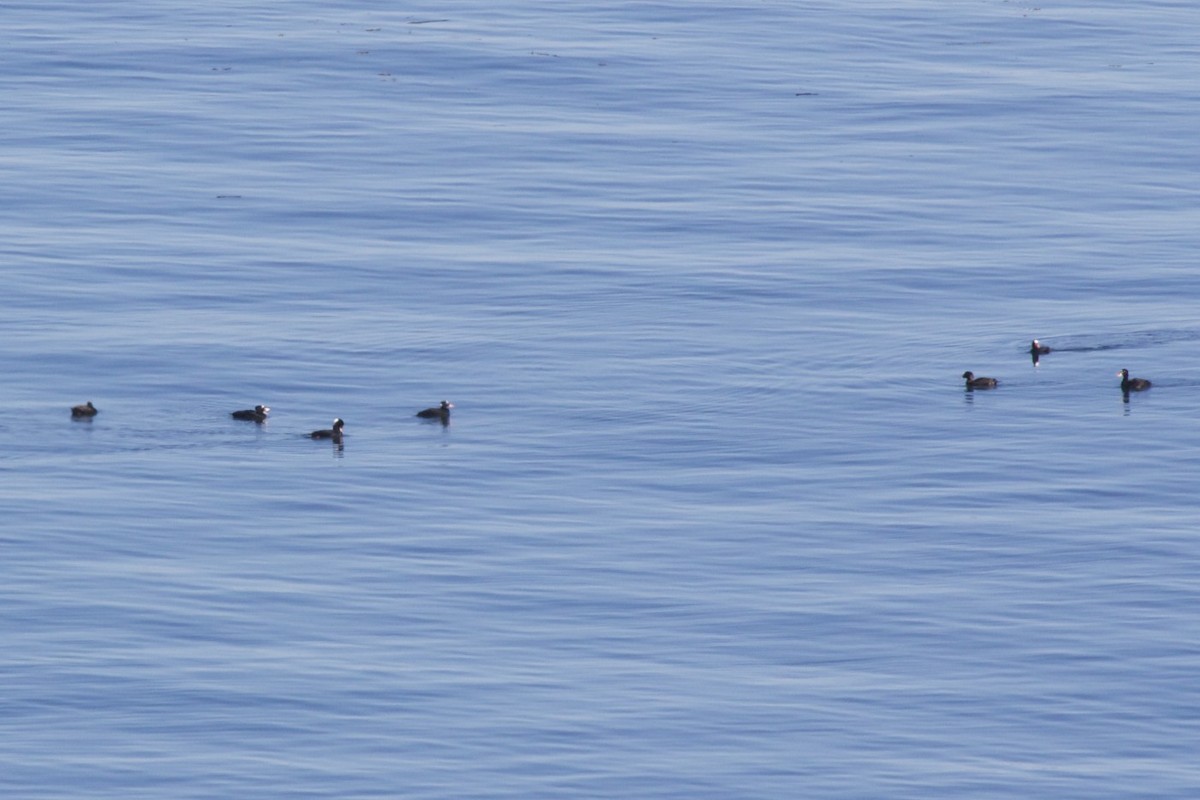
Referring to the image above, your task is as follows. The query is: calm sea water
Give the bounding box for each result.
[3,1,1200,797]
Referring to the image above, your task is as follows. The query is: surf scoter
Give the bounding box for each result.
[231,404,270,422]
[310,418,345,440]
[962,371,998,389]
[1117,369,1151,392]
[1030,340,1051,355]
[416,400,453,420]
[71,401,98,418]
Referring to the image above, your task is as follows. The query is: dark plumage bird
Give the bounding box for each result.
[310,418,345,440]
[231,404,270,422]
[1030,339,1051,365]
[962,371,998,389]
[71,401,98,418]
[1117,369,1151,392]
[416,400,453,421]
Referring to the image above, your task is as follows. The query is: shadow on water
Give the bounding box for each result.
[961,385,999,405]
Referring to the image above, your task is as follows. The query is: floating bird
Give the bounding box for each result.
[416,400,453,423]
[231,404,270,422]
[312,417,345,441]
[310,418,345,440]
[71,401,98,418]
[962,371,998,390]
[1117,369,1151,393]
[1030,338,1051,365]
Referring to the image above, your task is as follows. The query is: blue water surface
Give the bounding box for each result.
[3,1,1200,798]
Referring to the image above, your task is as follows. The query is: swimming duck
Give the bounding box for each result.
[310,418,345,440]
[416,400,453,421]
[1117,369,1151,392]
[1030,340,1051,355]
[962,371,998,389]
[71,401,98,417]
[231,404,270,422]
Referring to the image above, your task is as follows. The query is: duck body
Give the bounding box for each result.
[1030,339,1051,355]
[416,400,453,421]
[962,371,998,390]
[231,404,270,422]
[71,401,98,417]
[310,418,345,440]
[1118,369,1151,392]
